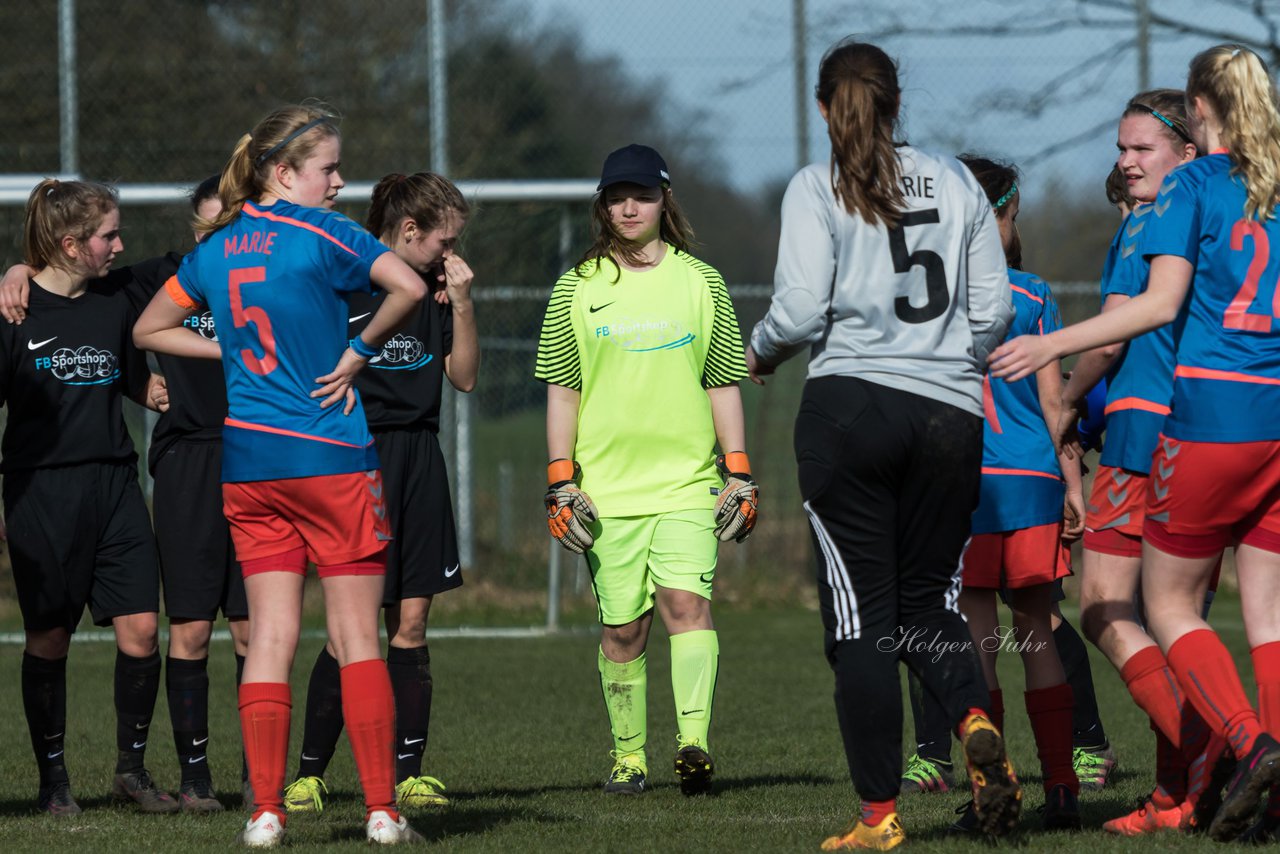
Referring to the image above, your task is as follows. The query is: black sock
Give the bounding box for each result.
[167,656,212,785]
[1055,620,1108,747]
[297,646,343,779]
[235,652,248,784]
[388,644,433,782]
[23,652,70,787]
[115,649,162,775]
[907,669,953,766]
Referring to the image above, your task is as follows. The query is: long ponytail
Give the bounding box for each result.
[197,103,340,237]
[816,38,905,226]
[1188,45,1280,221]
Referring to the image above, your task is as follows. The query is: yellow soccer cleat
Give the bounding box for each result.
[395,775,450,808]
[820,813,906,851]
[282,775,327,814]
[960,714,1022,837]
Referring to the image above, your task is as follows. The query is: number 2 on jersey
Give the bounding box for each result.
[1226,219,1280,332]
[229,267,278,375]
[889,209,949,324]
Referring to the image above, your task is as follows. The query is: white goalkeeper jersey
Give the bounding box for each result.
[750,145,1013,417]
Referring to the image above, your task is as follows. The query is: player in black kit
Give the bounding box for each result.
[283,171,477,814]
[1,176,248,813]
[0,179,174,815]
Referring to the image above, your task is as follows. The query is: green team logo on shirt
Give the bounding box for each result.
[594,317,695,352]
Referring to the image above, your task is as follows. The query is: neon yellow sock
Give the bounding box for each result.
[670,629,718,750]
[598,648,646,768]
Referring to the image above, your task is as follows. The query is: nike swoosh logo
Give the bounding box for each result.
[188,755,207,764]
[618,733,642,742]
[349,312,371,323]
[47,750,63,760]
[588,302,615,313]
[193,736,209,746]
[443,564,460,578]
[132,740,147,749]
[44,732,64,741]
[403,737,424,745]
[397,752,414,760]
[681,708,704,716]
[134,722,149,730]
[27,337,56,350]
[301,753,319,761]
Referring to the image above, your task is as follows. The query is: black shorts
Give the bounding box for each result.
[373,427,461,604]
[152,440,248,621]
[4,461,160,631]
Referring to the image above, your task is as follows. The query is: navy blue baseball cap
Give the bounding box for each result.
[597,144,671,191]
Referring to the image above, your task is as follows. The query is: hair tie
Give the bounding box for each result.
[993,182,1018,210]
[254,117,330,168]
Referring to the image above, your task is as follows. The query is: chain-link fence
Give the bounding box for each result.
[0,0,1247,614]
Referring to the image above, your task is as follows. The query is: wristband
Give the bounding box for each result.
[722,451,751,476]
[547,458,577,486]
[349,336,379,359]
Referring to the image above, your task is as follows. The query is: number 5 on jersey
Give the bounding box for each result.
[229,266,278,375]
[889,209,949,324]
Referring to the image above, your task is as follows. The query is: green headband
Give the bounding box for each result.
[994,182,1018,210]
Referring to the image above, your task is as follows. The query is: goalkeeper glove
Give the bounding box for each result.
[713,451,758,543]
[545,458,598,554]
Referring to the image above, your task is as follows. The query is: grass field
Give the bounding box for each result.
[0,598,1261,852]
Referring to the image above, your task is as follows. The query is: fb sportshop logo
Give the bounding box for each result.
[183,310,219,342]
[370,333,432,371]
[593,317,695,352]
[36,346,119,385]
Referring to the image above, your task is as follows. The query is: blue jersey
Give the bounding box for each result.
[1099,204,1176,474]
[973,269,1065,534]
[1144,154,1280,442]
[169,200,390,482]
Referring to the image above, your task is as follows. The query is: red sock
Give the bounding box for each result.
[1251,641,1280,816]
[1025,683,1078,795]
[860,798,896,827]
[988,689,1005,734]
[341,658,398,819]
[1120,646,1183,746]
[239,682,291,820]
[1167,630,1263,760]
[1153,726,1187,805]
[958,706,996,739]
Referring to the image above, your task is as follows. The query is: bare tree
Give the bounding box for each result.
[813,0,1280,165]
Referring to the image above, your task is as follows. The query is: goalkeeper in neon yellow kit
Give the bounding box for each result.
[535,144,757,796]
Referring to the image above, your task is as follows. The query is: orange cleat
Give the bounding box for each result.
[1102,795,1188,836]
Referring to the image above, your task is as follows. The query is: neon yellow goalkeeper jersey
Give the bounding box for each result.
[535,246,749,517]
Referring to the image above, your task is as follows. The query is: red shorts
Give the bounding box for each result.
[962,523,1071,589]
[223,470,392,570]
[1143,435,1280,558]
[1083,466,1146,556]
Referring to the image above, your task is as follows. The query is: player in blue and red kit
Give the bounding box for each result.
[284,171,478,815]
[1054,91,1223,837]
[133,104,428,847]
[991,44,1280,842]
[945,156,1083,832]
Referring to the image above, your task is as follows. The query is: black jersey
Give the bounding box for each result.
[109,253,229,471]
[0,279,149,473]
[347,287,452,432]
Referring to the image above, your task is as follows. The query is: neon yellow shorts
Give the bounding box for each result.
[586,509,718,626]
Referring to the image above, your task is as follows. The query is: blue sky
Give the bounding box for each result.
[522,0,1262,201]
